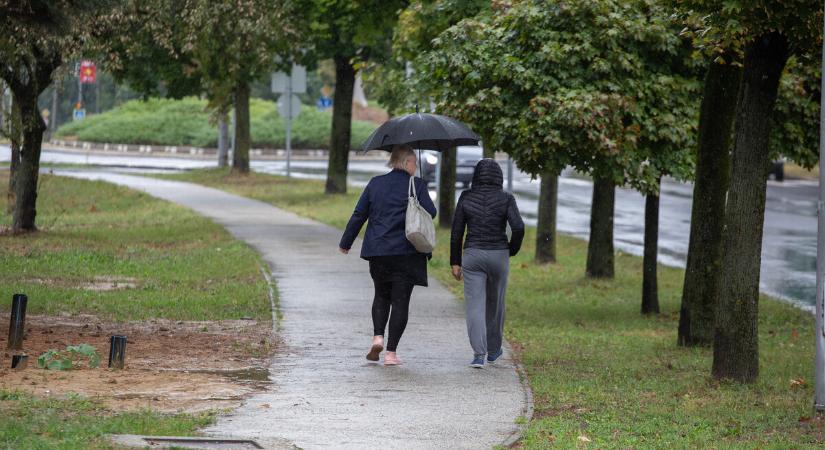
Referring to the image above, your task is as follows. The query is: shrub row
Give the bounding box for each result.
[55,97,377,150]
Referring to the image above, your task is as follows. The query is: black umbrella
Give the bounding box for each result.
[360,112,480,153]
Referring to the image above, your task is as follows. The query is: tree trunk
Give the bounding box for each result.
[642,178,661,315]
[325,56,356,194]
[217,111,229,168]
[481,133,495,159]
[6,99,22,214]
[438,148,456,228]
[50,84,58,132]
[535,171,558,264]
[232,81,250,174]
[586,176,615,278]
[678,60,742,346]
[12,88,47,232]
[712,32,789,383]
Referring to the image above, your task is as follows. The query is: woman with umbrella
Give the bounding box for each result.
[338,144,436,365]
[340,112,479,365]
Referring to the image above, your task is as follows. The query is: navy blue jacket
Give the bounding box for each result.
[340,169,437,259]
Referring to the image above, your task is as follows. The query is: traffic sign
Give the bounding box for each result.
[80,60,96,84]
[317,96,333,110]
[278,95,302,119]
[271,64,307,94]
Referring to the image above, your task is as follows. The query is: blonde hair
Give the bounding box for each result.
[387,144,416,170]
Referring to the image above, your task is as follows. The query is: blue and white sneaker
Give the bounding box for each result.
[470,355,485,368]
[487,348,503,363]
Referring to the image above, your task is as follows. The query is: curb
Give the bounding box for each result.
[500,340,535,448]
[47,140,387,160]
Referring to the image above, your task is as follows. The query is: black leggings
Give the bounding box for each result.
[371,279,415,352]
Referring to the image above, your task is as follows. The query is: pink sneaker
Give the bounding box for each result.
[384,352,401,366]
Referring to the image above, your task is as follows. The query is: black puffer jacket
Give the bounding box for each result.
[450,159,525,266]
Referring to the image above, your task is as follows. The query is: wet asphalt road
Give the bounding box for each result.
[1,146,818,310]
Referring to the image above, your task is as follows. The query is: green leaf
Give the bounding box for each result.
[37,350,60,369]
[46,358,73,371]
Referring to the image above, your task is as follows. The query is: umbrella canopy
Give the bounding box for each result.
[360,113,481,152]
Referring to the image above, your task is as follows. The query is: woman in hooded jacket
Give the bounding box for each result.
[450,158,525,368]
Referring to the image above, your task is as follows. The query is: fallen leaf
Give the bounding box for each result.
[577,435,591,443]
[260,403,271,408]
[791,378,806,388]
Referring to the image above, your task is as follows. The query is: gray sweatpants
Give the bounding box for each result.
[462,248,510,357]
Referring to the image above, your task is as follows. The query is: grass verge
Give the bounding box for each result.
[0,172,270,321]
[1,172,272,447]
[784,163,819,180]
[0,390,213,449]
[160,168,823,448]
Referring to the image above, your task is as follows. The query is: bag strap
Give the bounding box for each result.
[408,175,417,200]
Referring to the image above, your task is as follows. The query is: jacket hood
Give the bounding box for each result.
[471,158,503,188]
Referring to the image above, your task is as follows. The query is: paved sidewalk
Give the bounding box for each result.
[58,171,530,449]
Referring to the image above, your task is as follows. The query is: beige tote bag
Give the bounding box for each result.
[406,176,436,253]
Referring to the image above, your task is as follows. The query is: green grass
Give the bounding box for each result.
[0,172,270,321]
[159,168,823,448]
[0,173,273,448]
[0,390,214,449]
[54,96,377,150]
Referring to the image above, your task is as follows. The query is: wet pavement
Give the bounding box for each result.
[1,145,818,310]
[50,170,530,449]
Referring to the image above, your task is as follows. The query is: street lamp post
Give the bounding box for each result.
[815,10,825,414]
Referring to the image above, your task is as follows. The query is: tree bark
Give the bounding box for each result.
[325,56,356,194]
[232,81,250,174]
[12,87,47,232]
[217,111,229,168]
[586,176,615,278]
[713,32,789,383]
[642,177,661,315]
[678,60,742,346]
[438,148,456,228]
[535,171,558,264]
[6,99,22,214]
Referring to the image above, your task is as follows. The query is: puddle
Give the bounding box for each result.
[188,367,271,390]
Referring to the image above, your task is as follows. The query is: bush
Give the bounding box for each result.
[55,97,377,150]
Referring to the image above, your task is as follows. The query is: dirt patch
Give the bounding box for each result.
[532,403,590,420]
[21,276,138,291]
[0,313,276,413]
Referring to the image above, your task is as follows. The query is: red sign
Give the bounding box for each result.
[79,60,96,84]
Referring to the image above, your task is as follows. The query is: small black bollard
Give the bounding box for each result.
[108,335,127,369]
[11,355,28,370]
[7,294,27,350]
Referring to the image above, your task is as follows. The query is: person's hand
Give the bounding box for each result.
[451,265,462,281]
[339,248,349,254]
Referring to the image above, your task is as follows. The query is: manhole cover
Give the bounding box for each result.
[144,438,262,449]
[108,435,263,449]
